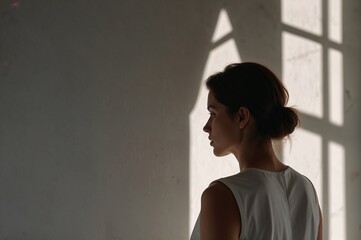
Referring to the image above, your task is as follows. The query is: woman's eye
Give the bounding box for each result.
[209,112,215,117]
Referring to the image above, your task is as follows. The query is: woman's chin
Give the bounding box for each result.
[213,148,228,157]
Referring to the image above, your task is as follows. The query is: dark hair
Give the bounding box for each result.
[206,62,299,140]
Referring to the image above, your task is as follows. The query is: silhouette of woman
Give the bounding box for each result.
[190,62,322,240]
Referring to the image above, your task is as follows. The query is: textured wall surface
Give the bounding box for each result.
[281,1,361,239]
[0,0,210,238]
[0,0,360,239]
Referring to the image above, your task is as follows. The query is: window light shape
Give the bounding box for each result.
[212,9,233,43]
[189,9,241,236]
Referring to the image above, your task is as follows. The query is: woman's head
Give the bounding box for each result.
[205,62,299,140]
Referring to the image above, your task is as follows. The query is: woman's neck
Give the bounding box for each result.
[234,138,286,172]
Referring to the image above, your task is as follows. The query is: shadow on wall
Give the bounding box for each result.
[0,0,219,238]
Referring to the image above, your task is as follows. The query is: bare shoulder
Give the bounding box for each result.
[200,181,241,240]
[202,181,234,203]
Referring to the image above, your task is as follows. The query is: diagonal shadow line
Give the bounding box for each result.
[282,23,343,51]
[210,32,234,49]
[299,113,346,142]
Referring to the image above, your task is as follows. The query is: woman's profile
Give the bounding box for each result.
[190,62,322,240]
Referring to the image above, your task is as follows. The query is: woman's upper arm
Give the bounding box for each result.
[200,181,241,240]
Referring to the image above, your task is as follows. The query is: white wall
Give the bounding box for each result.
[0,0,359,239]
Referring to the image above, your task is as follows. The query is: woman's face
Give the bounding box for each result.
[203,90,241,156]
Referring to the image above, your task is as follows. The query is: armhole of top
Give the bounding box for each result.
[212,179,245,240]
[302,176,321,227]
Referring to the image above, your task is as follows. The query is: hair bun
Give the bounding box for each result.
[264,106,299,139]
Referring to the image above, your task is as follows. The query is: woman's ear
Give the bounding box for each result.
[238,107,250,129]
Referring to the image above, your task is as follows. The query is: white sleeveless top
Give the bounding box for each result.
[190,167,320,240]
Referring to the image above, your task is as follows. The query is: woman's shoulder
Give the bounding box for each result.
[202,180,234,201]
[201,181,241,239]
[201,180,241,219]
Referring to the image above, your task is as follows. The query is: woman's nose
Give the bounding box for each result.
[203,120,210,133]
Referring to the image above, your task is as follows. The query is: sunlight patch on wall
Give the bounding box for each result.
[328,49,343,126]
[282,0,322,35]
[282,128,323,207]
[328,0,342,43]
[189,9,240,235]
[212,9,233,42]
[328,141,346,240]
[282,32,323,118]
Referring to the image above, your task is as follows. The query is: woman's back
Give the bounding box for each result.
[191,167,320,240]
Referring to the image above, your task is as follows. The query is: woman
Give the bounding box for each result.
[190,63,322,240]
